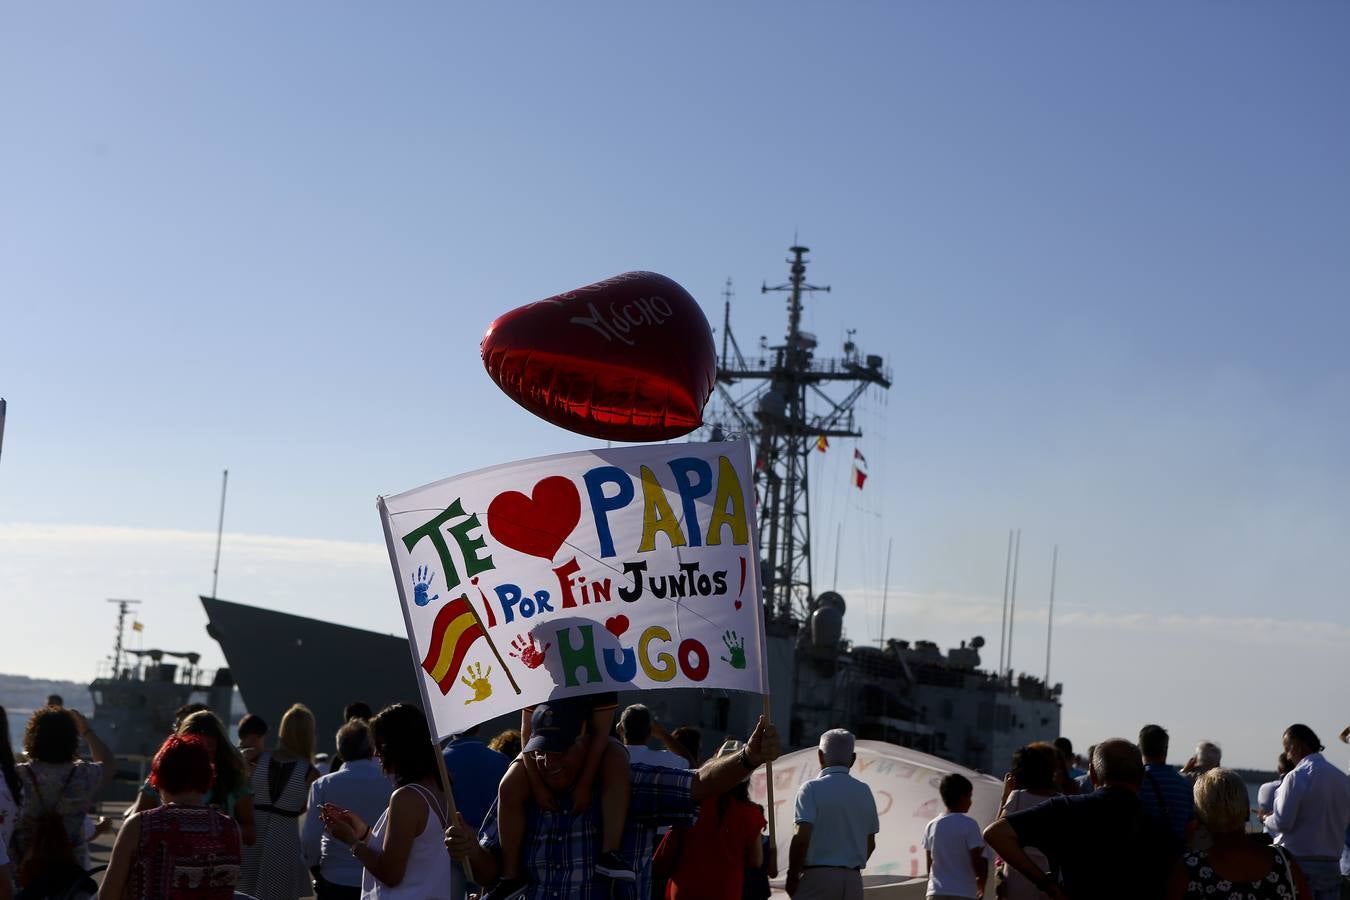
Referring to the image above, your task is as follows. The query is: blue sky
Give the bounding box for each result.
[2,3,1347,767]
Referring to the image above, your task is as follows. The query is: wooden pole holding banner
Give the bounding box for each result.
[376,496,475,885]
[735,435,778,865]
[429,747,467,880]
[762,694,777,854]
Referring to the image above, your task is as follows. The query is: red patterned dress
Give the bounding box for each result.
[130,804,242,899]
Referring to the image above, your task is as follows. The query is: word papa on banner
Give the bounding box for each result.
[377,439,767,740]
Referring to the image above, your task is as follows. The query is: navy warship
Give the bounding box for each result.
[196,245,1062,771]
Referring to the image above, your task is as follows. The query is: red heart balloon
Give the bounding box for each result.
[604,615,630,638]
[486,476,582,561]
[482,272,716,442]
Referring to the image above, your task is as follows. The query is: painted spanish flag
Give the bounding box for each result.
[421,595,487,695]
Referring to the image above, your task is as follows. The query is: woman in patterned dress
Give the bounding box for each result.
[238,704,319,900]
[1165,768,1311,900]
[98,735,242,899]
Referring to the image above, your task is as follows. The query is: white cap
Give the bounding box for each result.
[819,728,855,766]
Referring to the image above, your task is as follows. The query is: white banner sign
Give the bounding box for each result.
[378,439,767,739]
[750,741,1002,884]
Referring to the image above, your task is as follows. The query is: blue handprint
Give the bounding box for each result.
[412,565,439,607]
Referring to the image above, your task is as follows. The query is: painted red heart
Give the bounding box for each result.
[604,615,630,638]
[481,272,716,442]
[486,476,582,561]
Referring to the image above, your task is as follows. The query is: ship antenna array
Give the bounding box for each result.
[703,244,892,625]
[1044,544,1058,685]
[211,468,229,599]
[107,598,142,675]
[719,278,744,371]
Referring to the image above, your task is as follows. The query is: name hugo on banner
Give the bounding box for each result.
[377,439,768,738]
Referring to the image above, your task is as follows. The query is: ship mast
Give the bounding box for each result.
[107,598,142,675]
[705,245,891,625]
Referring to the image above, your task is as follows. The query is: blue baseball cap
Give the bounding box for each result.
[523,702,585,753]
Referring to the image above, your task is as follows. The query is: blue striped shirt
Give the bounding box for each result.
[1140,763,1195,841]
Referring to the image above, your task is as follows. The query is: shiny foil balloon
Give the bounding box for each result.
[482,272,716,442]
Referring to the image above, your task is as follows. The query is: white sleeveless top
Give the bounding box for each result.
[362,782,458,899]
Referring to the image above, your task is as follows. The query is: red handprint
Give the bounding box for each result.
[509,633,551,669]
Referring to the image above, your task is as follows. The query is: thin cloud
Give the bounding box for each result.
[838,585,1350,647]
[0,521,397,683]
[0,522,386,567]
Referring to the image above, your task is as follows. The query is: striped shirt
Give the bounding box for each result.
[1140,763,1195,841]
[477,762,698,900]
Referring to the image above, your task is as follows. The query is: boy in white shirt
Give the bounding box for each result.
[923,773,988,900]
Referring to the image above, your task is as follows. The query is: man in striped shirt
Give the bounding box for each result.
[1137,724,1195,841]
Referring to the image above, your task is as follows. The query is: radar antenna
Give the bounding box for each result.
[703,245,891,625]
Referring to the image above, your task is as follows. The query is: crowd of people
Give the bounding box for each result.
[0,697,784,900]
[937,724,1350,900]
[3,694,1349,900]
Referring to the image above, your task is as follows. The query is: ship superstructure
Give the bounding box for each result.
[89,599,235,759]
[697,244,1062,769]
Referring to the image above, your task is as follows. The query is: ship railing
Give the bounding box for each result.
[907,664,1061,701]
[92,659,225,688]
[732,355,894,381]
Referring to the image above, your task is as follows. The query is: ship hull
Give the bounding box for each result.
[201,597,1058,772]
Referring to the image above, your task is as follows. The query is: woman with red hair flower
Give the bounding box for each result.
[98,735,242,899]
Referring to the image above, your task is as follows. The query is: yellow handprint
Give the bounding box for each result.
[461,661,493,705]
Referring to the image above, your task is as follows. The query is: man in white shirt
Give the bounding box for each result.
[786,729,880,900]
[302,719,394,900]
[617,704,690,769]
[1262,724,1350,900]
